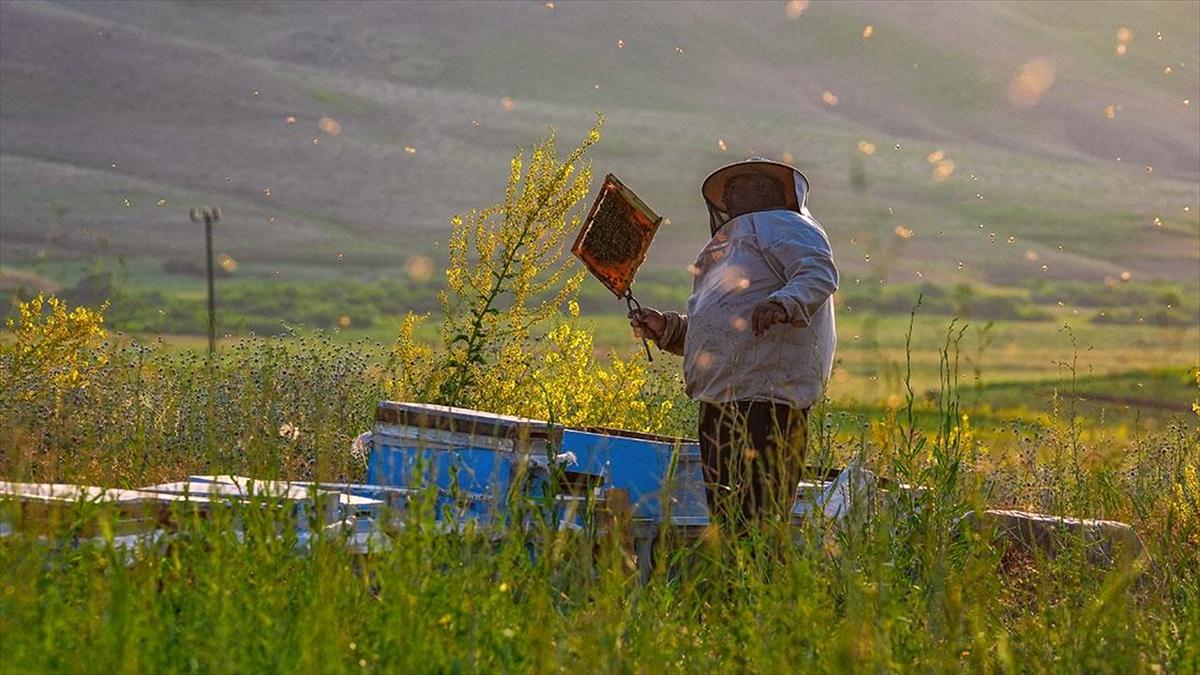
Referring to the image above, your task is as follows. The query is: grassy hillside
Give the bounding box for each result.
[1,0,1196,285]
[1,2,1197,428]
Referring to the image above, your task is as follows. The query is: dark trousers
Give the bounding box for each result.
[698,401,808,530]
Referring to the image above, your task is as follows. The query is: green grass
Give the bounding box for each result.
[7,268,1195,430]
[1,198,1196,673]
[1,314,1196,674]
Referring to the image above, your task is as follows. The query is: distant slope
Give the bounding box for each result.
[2,0,1196,288]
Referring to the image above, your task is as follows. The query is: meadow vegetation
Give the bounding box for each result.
[1,125,1198,674]
[6,267,1197,338]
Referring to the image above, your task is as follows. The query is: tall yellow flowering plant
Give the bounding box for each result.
[437,119,601,406]
[523,300,679,432]
[391,119,596,403]
[389,116,685,434]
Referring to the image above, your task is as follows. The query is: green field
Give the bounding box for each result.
[2,265,1197,673]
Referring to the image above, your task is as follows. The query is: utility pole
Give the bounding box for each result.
[189,206,221,355]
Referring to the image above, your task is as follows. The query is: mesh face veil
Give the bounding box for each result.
[702,158,811,235]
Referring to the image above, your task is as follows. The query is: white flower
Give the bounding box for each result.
[279,422,300,441]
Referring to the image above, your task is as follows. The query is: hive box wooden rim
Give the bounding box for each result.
[375,401,563,445]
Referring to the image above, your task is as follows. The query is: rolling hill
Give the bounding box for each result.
[2,0,1197,293]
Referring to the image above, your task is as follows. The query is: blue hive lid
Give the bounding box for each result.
[375,401,562,444]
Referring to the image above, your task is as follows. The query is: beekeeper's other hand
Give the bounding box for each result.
[628,308,666,341]
[751,301,788,336]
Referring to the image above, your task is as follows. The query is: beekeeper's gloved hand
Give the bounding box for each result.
[751,300,789,336]
[628,308,666,341]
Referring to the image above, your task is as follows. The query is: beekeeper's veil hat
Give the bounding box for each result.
[701,157,810,234]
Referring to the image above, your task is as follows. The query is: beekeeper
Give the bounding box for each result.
[629,158,838,530]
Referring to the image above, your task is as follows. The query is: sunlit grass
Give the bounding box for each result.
[1,304,1195,673]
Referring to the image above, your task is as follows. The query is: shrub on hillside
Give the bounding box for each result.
[839,282,1050,321]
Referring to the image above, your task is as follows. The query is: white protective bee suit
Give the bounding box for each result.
[654,159,838,409]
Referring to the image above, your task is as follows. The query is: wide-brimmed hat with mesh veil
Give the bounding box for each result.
[701,157,811,234]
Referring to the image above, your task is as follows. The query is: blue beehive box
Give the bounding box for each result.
[559,427,708,526]
[366,401,710,529]
[368,402,560,496]
[368,402,569,528]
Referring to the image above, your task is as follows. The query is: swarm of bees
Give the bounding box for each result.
[581,195,644,265]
